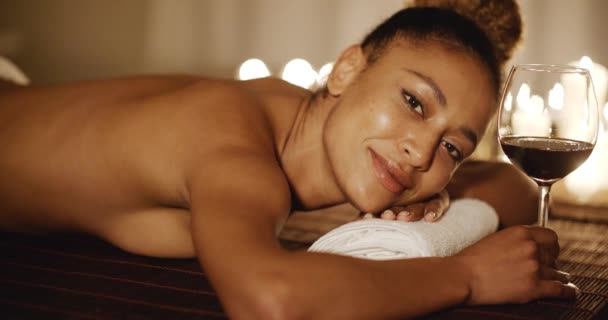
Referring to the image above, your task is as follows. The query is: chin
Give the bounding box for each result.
[346,184,392,214]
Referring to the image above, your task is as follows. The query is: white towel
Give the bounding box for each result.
[308,199,498,260]
[0,56,29,85]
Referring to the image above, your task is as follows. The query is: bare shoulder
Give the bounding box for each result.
[176,79,303,232]
[0,75,302,256]
[177,78,296,199]
[0,76,292,224]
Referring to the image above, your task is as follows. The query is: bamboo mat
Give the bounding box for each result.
[423,219,608,320]
[1,218,606,319]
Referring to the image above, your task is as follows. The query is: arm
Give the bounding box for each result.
[447,160,538,227]
[189,150,572,320]
[281,160,536,242]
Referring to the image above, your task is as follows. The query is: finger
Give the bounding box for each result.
[535,280,579,300]
[517,239,556,268]
[423,198,445,222]
[539,267,572,284]
[437,189,450,208]
[525,226,560,260]
[422,190,450,222]
[539,251,558,269]
[362,213,374,220]
[380,209,396,220]
[396,203,425,222]
[356,212,368,220]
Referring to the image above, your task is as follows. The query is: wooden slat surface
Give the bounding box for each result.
[1,218,606,319]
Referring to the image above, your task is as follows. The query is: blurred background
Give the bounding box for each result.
[0,0,607,84]
[1,0,608,208]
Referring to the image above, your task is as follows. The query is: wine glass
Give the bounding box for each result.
[497,64,599,227]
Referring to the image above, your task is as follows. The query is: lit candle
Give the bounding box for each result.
[282,58,318,89]
[557,57,608,203]
[563,57,608,133]
[511,84,551,137]
[577,56,608,110]
[562,131,607,201]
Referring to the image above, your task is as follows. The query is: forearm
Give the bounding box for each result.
[282,252,470,319]
[448,160,538,227]
[202,244,470,320]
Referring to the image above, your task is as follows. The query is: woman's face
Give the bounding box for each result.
[323,40,495,213]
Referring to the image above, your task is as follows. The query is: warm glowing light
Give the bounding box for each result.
[504,92,513,112]
[548,83,564,110]
[529,94,545,114]
[564,149,601,201]
[281,58,318,89]
[558,55,608,206]
[516,83,531,111]
[512,92,550,137]
[564,130,605,201]
[317,62,334,84]
[500,153,510,163]
[238,58,271,80]
[579,56,593,70]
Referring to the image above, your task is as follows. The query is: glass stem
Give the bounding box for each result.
[537,184,552,227]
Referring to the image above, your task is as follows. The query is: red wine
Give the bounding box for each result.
[500,137,594,184]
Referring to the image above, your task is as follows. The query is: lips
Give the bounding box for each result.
[369,149,409,195]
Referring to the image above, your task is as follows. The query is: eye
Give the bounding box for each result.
[401,89,424,116]
[442,140,463,162]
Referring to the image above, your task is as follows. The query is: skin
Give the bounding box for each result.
[0,39,576,319]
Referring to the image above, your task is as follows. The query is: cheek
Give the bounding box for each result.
[371,110,393,129]
[417,156,455,197]
[363,103,408,138]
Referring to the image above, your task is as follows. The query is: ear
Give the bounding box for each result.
[327,45,367,96]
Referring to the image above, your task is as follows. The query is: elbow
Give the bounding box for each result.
[225,274,305,320]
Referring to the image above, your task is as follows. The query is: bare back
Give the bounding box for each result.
[0,76,303,256]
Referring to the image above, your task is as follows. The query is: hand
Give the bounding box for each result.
[360,190,450,223]
[455,225,579,305]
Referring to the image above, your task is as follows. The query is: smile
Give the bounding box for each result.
[369,149,407,195]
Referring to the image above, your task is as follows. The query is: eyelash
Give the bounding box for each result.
[401,89,424,116]
[401,89,463,162]
[442,140,463,162]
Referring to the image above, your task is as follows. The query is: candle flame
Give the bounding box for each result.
[516,83,531,111]
[238,58,271,80]
[504,92,512,112]
[530,95,545,114]
[317,62,333,85]
[579,56,593,70]
[548,83,564,110]
[282,58,318,89]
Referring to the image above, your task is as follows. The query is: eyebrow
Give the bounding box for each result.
[459,127,478,147]
[402,68,478,146]
[403,68,447,107]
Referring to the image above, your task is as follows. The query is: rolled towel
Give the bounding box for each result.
[308,198,498,260]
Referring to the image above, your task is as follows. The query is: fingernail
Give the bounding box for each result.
[381,210,395,219]
[425,211,437,220]
[397,211,411,220]
[557,270,571,282]
[363,213,373,219]
[566,283,581,298]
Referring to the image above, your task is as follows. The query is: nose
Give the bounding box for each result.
[399,136,437,172]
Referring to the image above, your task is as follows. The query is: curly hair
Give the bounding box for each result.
[360,0,523,95]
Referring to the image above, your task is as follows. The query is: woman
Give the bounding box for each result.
[0,1,576,318]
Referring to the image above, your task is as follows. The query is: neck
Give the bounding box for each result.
[279,90,346,210]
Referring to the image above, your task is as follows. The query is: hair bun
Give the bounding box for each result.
[408,0,523,67]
